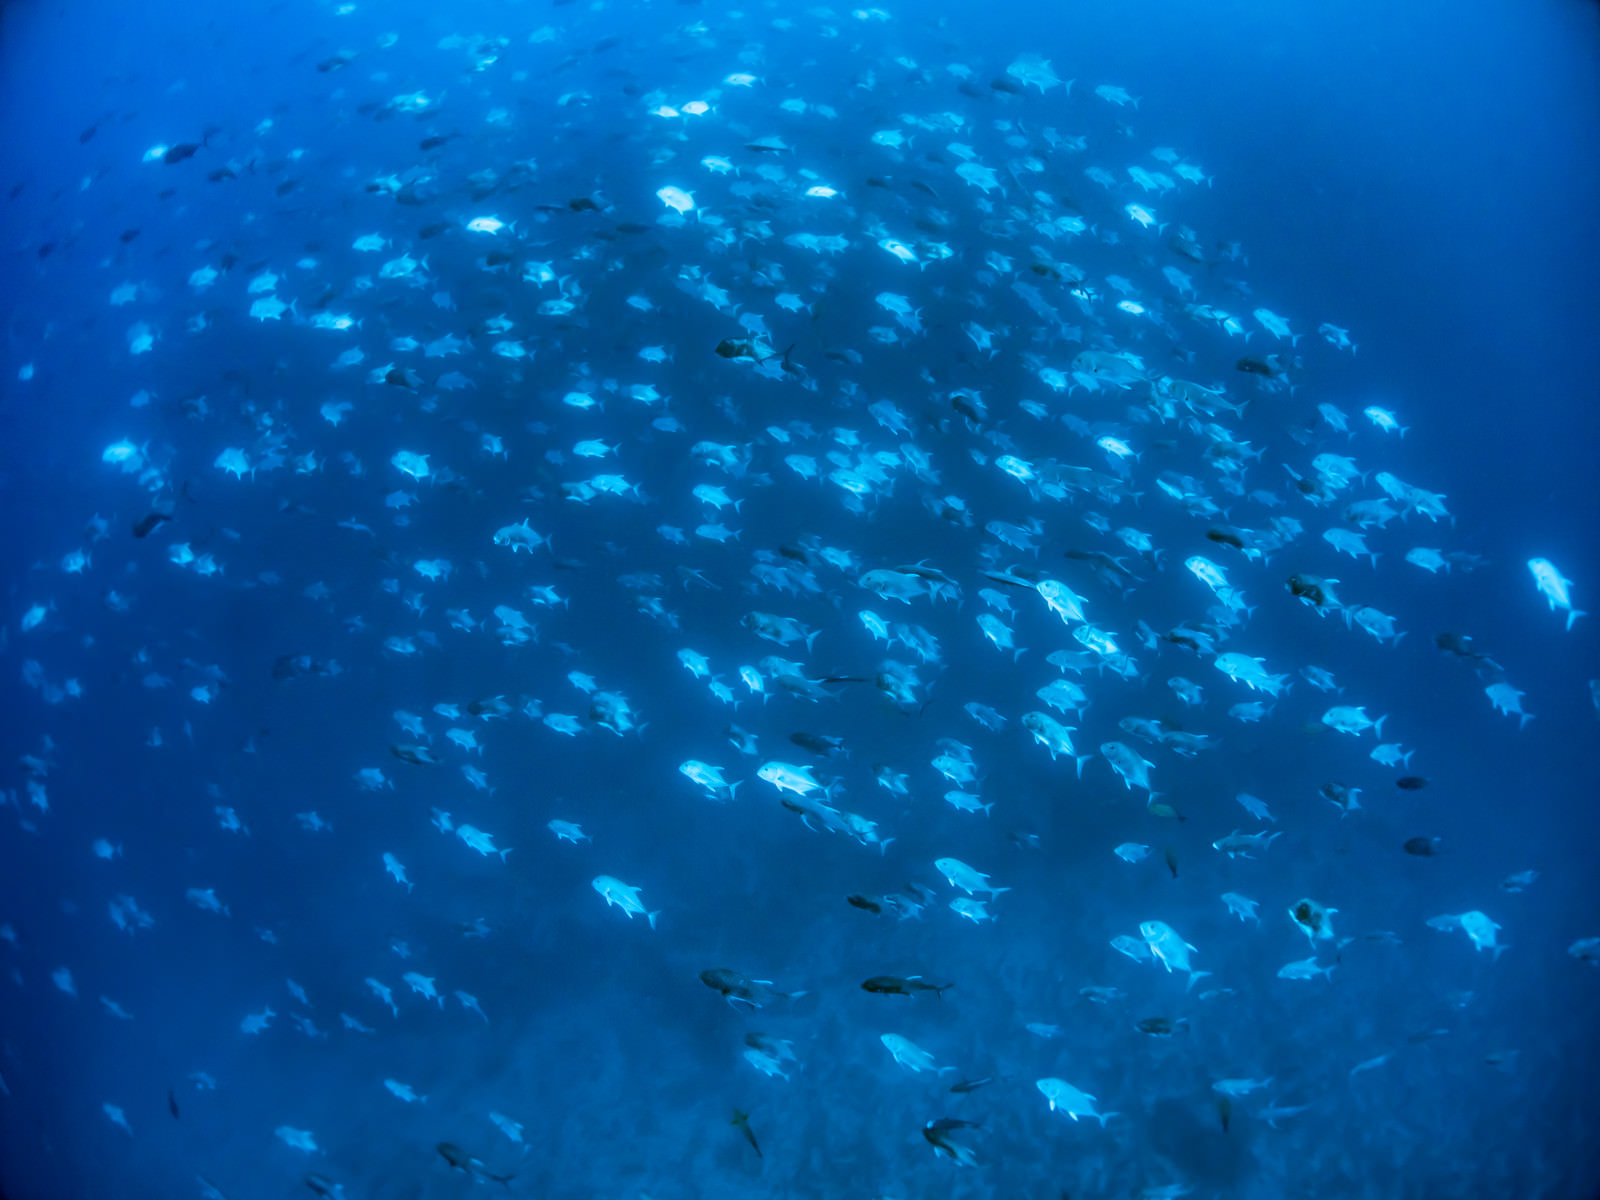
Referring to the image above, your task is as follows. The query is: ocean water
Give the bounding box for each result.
[1,0,1598,1197]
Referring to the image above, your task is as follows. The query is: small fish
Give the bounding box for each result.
[436,1143,513,1186]
[731,1109,762,1159]
[861,975,951,999]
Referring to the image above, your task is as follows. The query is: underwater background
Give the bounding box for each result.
[1,0,1598,1197]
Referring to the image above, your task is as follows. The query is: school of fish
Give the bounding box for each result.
[5,5,1597,1198]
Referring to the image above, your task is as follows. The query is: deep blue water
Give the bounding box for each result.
[1,0,1598,1197]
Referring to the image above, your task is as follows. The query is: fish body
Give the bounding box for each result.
[681,760,741,800]
[382,853,414,892]
[757,760,826,796]
[384,1078,425,1103]
[1527,558,1583,630]
[1221,892,1260,922]
[455,824,511,861]
[1213,1077,1274,1096]
[862,975,950,998]
[592,876,660,928]
[1427,911,1506,959]
[402,972,443,1007]
[544,820,588,845]
[700,968,806,1009]
[1139,921,1208,990]
[880,1033,951,1073]
[934,857,1008,897]
[1212,830,1283,859]
[1100,742,1158,797]
[1036,1077,1116,1126]
[436,1143,513,1185]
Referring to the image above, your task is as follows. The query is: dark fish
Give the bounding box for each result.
[922,1120,979,1164]
[846,894,882,914]
[272,654,342,681]
[316,52,355,72]
[1206,528,1246,550]
[861,975,950,998]
[304,1175,342,1199]
[715,336,798,374]
[1236,354,1285,378]
[119,228,140,243]
[419,135,451,151]
[700,968,805,1010]
[1434,631,1499,667]
[1135,1017,1189,1037]
[948,1076,994,1094]
[168,1088,179,1118]
[79,124,98,144]
[1163,845,1179,879]
[163,142,203,164]
[132,509,172,538]
[1287,573,1335,609]
[1396,776,1430,791]
[730,1109,762,1159]
[418,223,449,238]
[1217,1095,1232,1134]
[1403,837,1442,857]
[790,731,846,757]
[990,77,1023,93]
[206,166,238,182]
[275,179,300,197]
[436,1143,512,1186]
[950,390,986,423]
[391,744,442,766]
[568,196,600,212]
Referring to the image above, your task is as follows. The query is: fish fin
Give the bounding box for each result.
[647,910,661,931]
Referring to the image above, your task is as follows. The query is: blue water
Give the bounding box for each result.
[2,0,1598,1197]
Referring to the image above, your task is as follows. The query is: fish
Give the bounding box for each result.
[1139,921,1211,991]
[13,20,1579,1186]
[923,1118,981,1166]
[591,876,660,929]
[1527,558,1584,630]
[1036,1077,1117,1126]
[730,1109,762,1159]
[861,975,951,998]
[436,1143,513,1186]
[949,1076,997,1094]
[880,1033,954,1074]
[700,968,807,1010]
